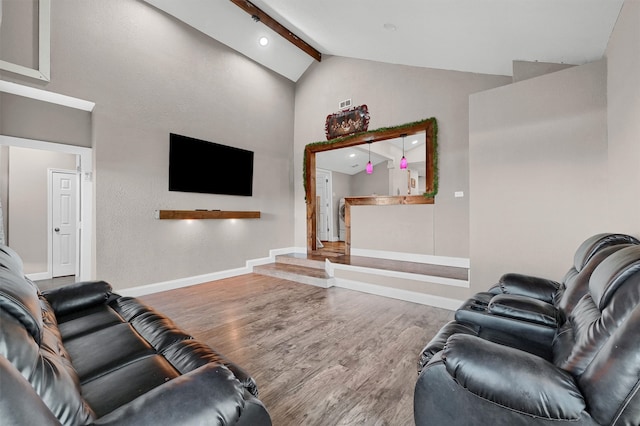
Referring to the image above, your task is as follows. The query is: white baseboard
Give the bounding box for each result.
[118,246,467,311]
[120,246,306,298]
[26,271,51,281]
[120,266,251,297]
[350,248,470,269]
[335,278,464,311]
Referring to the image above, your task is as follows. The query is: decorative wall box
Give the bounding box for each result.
[325,104,370,140]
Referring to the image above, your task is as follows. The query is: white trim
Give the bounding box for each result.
[25,271,50,281]
[0,80,95,111]
[120,246,308,297]
[316,168,333,242]
[0,135,93,281]
[335,278,464,311]
[327,261,469,288]
[0,0,51,81]
[246,246,306,269]
[120,266,252,297]
[350,248,470,268]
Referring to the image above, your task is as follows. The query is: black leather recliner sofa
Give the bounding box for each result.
[0,245,272,425]
[415,235,640,425]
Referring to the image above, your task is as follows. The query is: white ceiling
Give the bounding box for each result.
[144,0,625,81]
[317,134,426,176]
[142,0,624,172]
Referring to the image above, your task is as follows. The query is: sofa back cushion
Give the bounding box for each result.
[589,245,640,310]
[577,293,640,425]
[0,307,96,425]
[571,233,640,272]
[556,244,634,316]
[0,245,25,273]
[555,234,640,307]
[553,246,640,376]
[0,267,43,345]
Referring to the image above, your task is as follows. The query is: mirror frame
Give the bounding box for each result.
[304,117,438,254]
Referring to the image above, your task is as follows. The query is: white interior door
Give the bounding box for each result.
[51,170,77,277]
[316,169,332,241]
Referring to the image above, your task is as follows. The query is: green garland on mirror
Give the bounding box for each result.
[303,117,439,199]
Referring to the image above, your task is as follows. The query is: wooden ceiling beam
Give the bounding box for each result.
[230,0,321,62]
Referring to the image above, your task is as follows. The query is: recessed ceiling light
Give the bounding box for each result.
[259,36,269,47]
[349,153,356,158]
[383,23,397,31]
[412,140,418,145]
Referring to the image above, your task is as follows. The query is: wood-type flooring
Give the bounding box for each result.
[142,273,453,426]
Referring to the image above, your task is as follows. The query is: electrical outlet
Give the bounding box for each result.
[454,191,464,198]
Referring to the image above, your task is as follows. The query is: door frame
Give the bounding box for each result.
[48,169,80,278]
[316,168,334,243]
[0,135,93,281]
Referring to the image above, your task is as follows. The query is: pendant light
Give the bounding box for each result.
[400,133,408,170]
[366,141,373,174]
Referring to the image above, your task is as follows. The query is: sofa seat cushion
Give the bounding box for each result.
[82,354,181,417]
[64,322,156,383]
[57,304,125,341]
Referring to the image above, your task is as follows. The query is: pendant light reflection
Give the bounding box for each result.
[400,133,408,170]
[366,141,373,174]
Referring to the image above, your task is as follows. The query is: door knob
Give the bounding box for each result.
[54,228,60,232]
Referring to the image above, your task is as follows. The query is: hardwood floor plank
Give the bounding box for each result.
[141,273,453,425]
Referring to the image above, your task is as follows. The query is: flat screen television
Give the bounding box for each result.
[169,133,254,196]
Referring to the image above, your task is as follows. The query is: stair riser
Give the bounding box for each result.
[254,267,333,289]
[275,255,326,270]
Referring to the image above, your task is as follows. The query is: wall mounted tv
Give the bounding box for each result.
[169,133,254,196]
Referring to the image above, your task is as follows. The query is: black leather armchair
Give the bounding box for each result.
[415,244,640,425]
[487,232,639,306]
[454,233,639,354]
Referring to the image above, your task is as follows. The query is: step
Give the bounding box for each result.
[275,253,326,270]
[253,263,334,288]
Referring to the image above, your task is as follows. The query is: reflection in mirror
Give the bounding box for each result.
[304,118,437,254]
[316,132,426,197]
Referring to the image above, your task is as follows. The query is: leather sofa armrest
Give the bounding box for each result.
[417,321,479,374]
[489,273,560,303]
[42,280,112,316]
[488,294,560,327]
[442,334,585,420]
[92,363,271,425]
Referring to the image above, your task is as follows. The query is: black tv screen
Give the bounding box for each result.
[169,133,254,196]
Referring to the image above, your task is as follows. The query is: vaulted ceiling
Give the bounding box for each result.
[143,0,625,82]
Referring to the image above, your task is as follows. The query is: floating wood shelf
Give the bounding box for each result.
[155,210,261,220]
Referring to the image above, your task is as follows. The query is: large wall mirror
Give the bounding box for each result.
[304,118,437,254]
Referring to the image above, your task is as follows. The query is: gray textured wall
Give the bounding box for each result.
[7,147,76,274]
[469,60,609,290]
[294,56,511,258]
[1,0,296,289]
[606,0,640,236]
[2,0,636,299]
